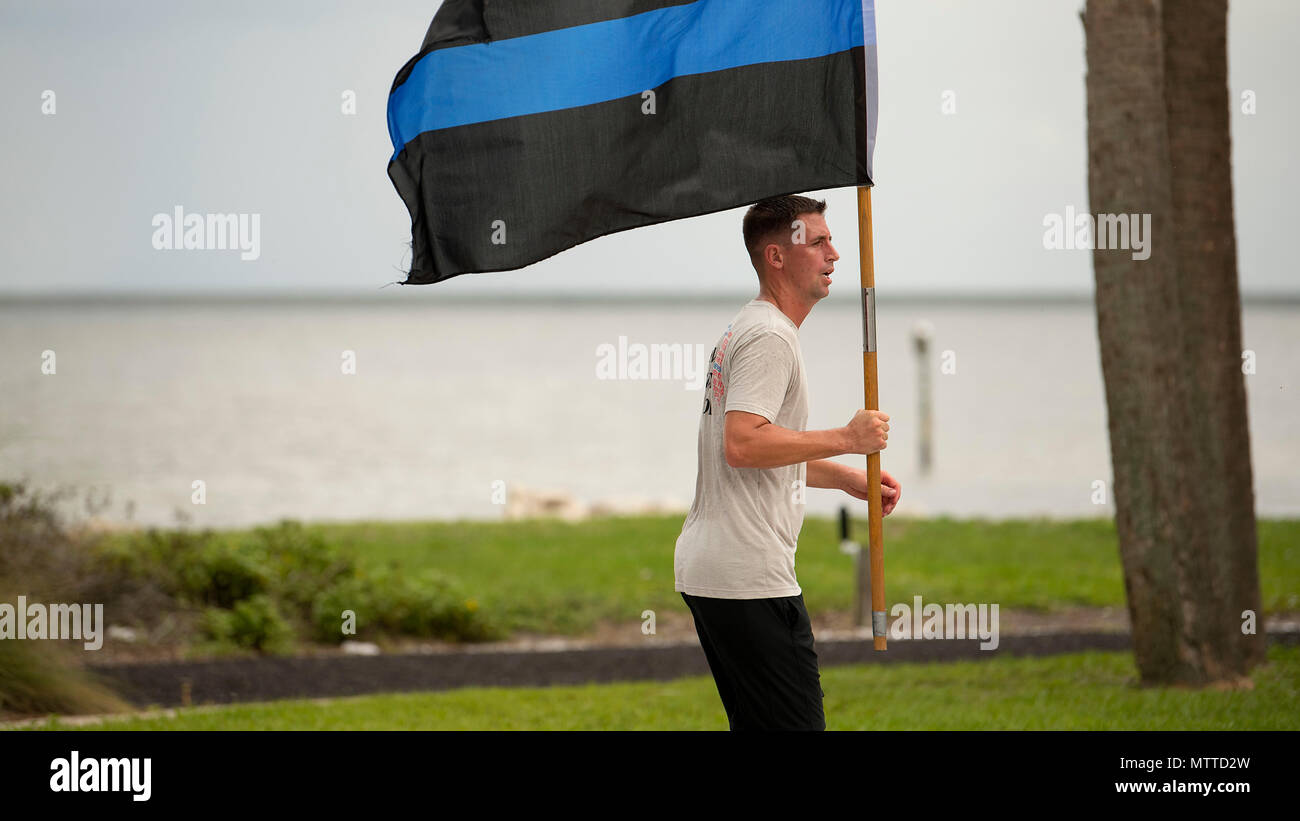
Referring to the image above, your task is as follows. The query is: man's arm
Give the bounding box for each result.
[808,460,903,515]
[724,409,889,470]
[806,458,852,489]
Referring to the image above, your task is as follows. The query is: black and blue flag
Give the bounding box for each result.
[387,0,879,284]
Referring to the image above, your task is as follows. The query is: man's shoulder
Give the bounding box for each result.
[727,318,797,367]
[731,300,798,345]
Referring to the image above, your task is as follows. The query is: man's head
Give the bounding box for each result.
[742,195,839,305]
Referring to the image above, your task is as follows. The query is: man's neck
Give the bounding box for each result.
[755,289,812,329]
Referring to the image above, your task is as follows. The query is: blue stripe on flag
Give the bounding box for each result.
[388,0,869,159]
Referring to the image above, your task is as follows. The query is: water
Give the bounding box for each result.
[1,297,1295,528]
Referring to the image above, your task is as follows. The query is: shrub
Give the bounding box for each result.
[201,594,293,652]
[4,483,501,657]
[253,520,355,612]
[179,541,271,609]
[309,570,501,644]
[0,482,131,716]
[0,481,100,603]
[310,576,373,643]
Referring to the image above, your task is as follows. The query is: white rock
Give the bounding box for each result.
[341,641,381,656]
[107,625,139,643]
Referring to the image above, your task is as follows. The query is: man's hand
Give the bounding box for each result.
[841,467,902,515]
[842,409,889,455]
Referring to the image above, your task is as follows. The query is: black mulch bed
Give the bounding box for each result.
[81,629,1298,709]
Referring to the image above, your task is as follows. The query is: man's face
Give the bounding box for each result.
[780,212,840,302]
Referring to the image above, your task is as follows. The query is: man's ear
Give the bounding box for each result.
[764,241,783,270]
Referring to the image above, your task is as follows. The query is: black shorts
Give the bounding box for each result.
[681,591,825,731]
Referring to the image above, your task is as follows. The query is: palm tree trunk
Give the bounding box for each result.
[1084,0,1263,685]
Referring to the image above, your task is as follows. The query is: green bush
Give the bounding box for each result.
[253,521,354,611]
[309,570,501,644]
[93,527,263,609]
[179,541,271,609]
[312,577,371,643]
[202,594,293,652]
[37,508,501,652]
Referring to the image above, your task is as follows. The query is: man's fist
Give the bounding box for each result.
[840,468,903,516]
[843,409,890,455]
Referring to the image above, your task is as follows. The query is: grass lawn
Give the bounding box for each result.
[230,515,1299,634]
[26,645,1300,731]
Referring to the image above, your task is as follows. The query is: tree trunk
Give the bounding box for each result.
[1084,0,1263,685]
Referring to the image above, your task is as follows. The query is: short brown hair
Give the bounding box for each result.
[742,194,828,267]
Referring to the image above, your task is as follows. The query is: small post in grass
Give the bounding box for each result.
[838,506,870,630]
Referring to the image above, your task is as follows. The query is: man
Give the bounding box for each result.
[674,194,901,731]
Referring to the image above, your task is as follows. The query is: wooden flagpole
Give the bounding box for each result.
[856,186,887,651]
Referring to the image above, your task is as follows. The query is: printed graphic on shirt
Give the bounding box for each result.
[702,323,733,416]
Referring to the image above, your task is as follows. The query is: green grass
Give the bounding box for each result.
[220,515,1300,634]
[25,645,1300,731]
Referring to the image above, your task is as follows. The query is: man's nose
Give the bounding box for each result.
[827,243,840,261]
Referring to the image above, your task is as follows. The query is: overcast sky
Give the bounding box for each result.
[1,0,1295,298]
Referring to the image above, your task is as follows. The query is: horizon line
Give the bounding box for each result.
[1,288,1297,307]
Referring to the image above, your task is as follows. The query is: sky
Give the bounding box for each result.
[0,0,1296,299]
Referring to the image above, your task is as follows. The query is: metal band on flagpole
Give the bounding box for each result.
[861,286,876,353]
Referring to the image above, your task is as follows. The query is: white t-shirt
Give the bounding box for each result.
[674,298,810,599]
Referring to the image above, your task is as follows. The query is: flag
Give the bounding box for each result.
[387,0,878,285]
